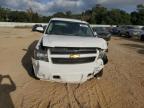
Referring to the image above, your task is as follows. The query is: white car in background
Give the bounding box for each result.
[32,18,108,83]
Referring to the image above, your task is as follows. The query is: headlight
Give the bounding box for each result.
[97,49,105,59]
[34,48,48,62]
[97,49,108,64]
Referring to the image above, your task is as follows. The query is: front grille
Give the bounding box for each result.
[50,47,96,54]
[51,57,96,64]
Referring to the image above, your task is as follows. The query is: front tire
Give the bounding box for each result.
[31,66,40,80]
[102,54,108,65]
[94,69,103,79]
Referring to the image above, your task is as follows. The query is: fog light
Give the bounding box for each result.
[38,73,45,78]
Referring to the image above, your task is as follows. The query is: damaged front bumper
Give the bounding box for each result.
[32,58,104,83]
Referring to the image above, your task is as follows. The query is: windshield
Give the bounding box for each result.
[46,20,94,37]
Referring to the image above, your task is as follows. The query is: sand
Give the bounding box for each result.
[0,28,144,108]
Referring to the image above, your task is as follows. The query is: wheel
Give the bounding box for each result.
[94,69,103,79]
[119,32,122,36]
[102,53,108,65]
[31,66,35,75]
[31,66,40,80]
[140,35,144,41]
[126,32,131,38]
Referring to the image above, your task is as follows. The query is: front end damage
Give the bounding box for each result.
[32,39,108,83]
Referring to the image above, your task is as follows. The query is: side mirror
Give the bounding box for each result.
[36,27,44,33]
[94,32,98,36]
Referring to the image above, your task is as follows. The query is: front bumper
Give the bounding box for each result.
[32,58,104,83]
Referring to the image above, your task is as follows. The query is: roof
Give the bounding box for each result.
[50,18,88,24]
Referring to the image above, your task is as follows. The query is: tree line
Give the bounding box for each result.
[0,4,144,25]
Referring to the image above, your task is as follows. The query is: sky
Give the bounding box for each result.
[0,0,144,15]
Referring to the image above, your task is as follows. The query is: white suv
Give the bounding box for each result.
[32,18,108,83]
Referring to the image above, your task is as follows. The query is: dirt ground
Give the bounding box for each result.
[0,28,144,108]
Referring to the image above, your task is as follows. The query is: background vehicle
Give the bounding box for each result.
[118,25,143,38]
[110,27,120,35]
[91,27,111,41]
[32,24,48,33]
[43,25,47,31]
[32,24,43,31]
[32,18,108,83]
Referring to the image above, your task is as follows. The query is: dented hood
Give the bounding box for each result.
[42,34,107,49]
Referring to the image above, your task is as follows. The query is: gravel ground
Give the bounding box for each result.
[0,28,144,108]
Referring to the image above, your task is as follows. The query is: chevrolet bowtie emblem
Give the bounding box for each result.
[69,54,80,58]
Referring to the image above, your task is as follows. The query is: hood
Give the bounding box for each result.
[42,34,107,49]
